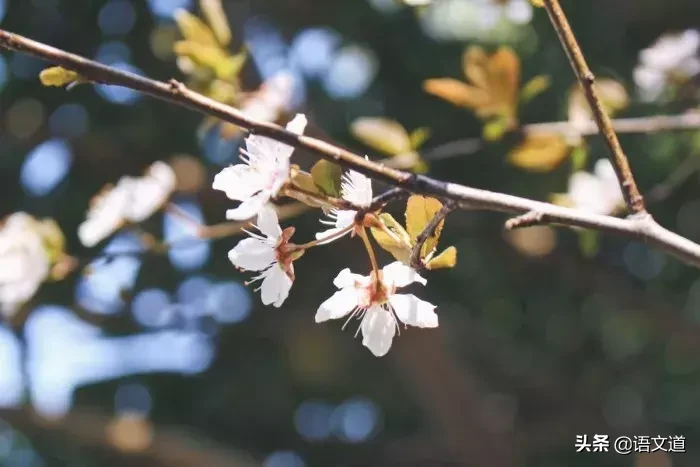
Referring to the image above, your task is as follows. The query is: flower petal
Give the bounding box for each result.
[228,238,275,271]
[255,204,282,239]
[332,268,367,289]
[260,265,293,307]
[390,294,438,328]
[226,191,270,221]
[212,164,265,201]
[381,261,426,288]
[341,170,373,207]
[315,287,360,322]
[285,113,308,135]
[361,305,396,357]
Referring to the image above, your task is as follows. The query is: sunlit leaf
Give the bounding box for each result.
[529,0,544,7]
[200,0,232,46]
[423,78,490,112]
[39,67,84,88]
[310,160,342,197]
[426,246,457,270]
[350,117,412,155]
[508,133,570,172]
[174,9,218,47]
[405,195,444,258]
[486,47,520,119]
[370,213,412,263]
[409,127,431,150]
[425,46,520,123]
[520,75,551,104]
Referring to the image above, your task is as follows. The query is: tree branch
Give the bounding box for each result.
[4,29,700,268]
[542,0,645,214]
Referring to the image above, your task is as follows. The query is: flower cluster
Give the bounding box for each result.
[559,159,625,216]
[634,29,700,102]
[0,213,64,316]
[79,161,176,247]
[213,114,442,356]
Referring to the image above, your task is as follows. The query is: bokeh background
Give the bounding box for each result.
[1,0,700,466]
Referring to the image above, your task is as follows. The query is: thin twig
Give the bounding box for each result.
[542,0,645,214]
[505,211,547,230]
[4,30,700,269]
[368,187,407,211]
[421,112,700,162]
[526,112,700,137]
[410,200,457,270]
[646,154,700,203]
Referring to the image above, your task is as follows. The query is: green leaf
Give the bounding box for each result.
[483,117,510,142]
[310,160,342,197]
[426,246,457,270]
[215,48,247,80]
[409,127,432,150]
[520,75,550,104]
[570,144,588,172]
[578,229,600,257]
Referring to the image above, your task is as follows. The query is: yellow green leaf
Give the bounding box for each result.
[370,213,412,263]
[520,75,550,104]
[39,67,83,88]
[426,246,457,270]
[529,0,544,7]
[36,218,65,263]
[405,195,444,258]
[508,133,570,172]
[310,160,342,197]
[570,144,588,172]
[483,117,510,142]
[215,48,247,80]
[288,167,325,207]
[409,127,431,150]
[174,9,218,47]
[350,117,411,155]
[200,0,232,46]
[173,40,229,72]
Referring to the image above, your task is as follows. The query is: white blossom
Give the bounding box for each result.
[228,205,298,307]
[213,114,307,221]
[316,262,437,357]
[315,169,373,243]
[78,162,176,247]
[239,72,295,124]
[633,29,700,101]
[0,213,50,316]
[567,159,624,215]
